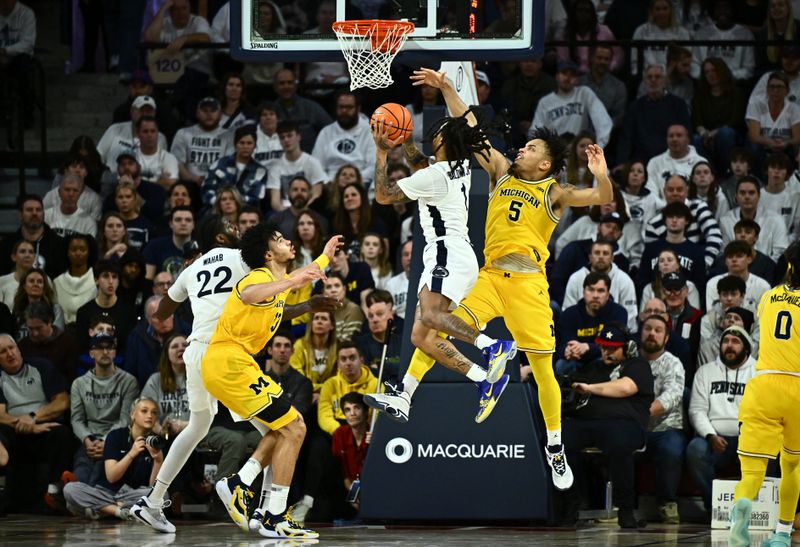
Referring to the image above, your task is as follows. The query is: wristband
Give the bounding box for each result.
[313,254,330,271]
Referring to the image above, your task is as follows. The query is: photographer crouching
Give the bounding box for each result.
[64,398,165,520]
[557,323,654,529]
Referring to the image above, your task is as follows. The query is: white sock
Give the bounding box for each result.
[238,458,262,487]
[776,521,793,535]
[259,466,272,511]
[149,479,169,505]
[475,334,495,350]
[301,494,314,507]
[546,429,562,447]
[402,374,419,397]
[466,364,487,382]
[267,484,290,516]
[47,483,59,495]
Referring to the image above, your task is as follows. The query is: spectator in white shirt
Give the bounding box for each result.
[269,120,326,211]
[44,173,98,238]
[760,152,800,234]
[530,60,612,147]
[97,96,168,172]
[312,91,376,185]
[750,44,800,104]
[45,156,103,222]
[171,97,232,186]
[646,124,708,199]
[691,0,756,81]
[631,0,692,74]
[746,72,800,162]
[718,176,789,261]
[253,102,283,169]
[705,240,772,311]
[134,116,179,191]
[385,239,412,320]
[0,0,37,122]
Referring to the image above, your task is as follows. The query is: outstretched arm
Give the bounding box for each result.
[372,120,412,204]
[402,140,429,174]
[550,144,614,215]
[410,68,510,187]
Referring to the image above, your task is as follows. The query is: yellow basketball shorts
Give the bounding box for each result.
[738,373,800,460]
[453,267,555,354]
[201,343,298,430]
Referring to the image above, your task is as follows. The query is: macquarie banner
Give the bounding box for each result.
[359,383,551,520]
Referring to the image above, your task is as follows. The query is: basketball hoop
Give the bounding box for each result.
[333,20,415,90]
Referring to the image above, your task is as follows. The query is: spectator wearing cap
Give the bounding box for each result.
[124,296,178,389]
[661,271,702,360]
[637,201,707,294]
[560,323,655,529]
[133,116,179,192]
[709,219,776,283]
[142,206,195,280]
[70,333,139,485]
[645,125,708,200]
[18,301,80,381]
[0,334,73,512]
[718,177,789,262]
[501,58,556,147]
[644,174,723,269]
[171,97,232,187]
[578,45,627,127]
[552,211,637,303]
[97,96,169,172]
[143,0,212,120]
[705,240,771,312]
[563,239,638,332]
[699,300,757,365]
[530,60,612,147]
[759,152,800,235]
[637,297,692,374]
[637,314,686,524]
[202,125,269,208]
[687,326,756,515]
[104,152,166,228]
[554,271,628,375]
[75,260,137,353]
[112,70,178,141]
[617,64,692,164]
[43,172,98,238]
[750,44,800,105]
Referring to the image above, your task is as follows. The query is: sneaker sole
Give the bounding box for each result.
[729,501,752,547]
[215,481,249,532]
[131,504,177,534]
[487,343,517,384]
[364,395,409,423]
[552,466,574,491]
[475,379,509,424]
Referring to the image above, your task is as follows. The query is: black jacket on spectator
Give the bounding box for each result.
[96,427,157,491]
[636,239,707,297]
[617,93,692,164]
[265,366,313,420]
[550,239,630,304]
[75,298,138,353]
[557,299,629,365]
[354,316,405,386]
[0,226,67,279]
[103,180,167,225]
[572,356,655,430]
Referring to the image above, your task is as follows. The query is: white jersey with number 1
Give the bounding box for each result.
[168,247,250,344]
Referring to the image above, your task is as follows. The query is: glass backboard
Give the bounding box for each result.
[231,0,543,63]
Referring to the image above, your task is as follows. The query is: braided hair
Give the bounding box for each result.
[426,107,492,172]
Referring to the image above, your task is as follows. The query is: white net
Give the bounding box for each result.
[333,20,415,90]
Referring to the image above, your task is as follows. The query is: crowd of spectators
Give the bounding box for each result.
[2,0,800,527]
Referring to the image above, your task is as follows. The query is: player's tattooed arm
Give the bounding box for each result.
[402,140,429,173]
[374,153,411,204]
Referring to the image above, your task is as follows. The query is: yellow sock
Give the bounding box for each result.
[407,347,436,382]
[734,454,769,501]
[778,451,800,522]
[527,353,561,431]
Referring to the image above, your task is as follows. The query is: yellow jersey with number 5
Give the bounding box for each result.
[755,285,800,373]
[484,174,559,270]
[209,267,288,355]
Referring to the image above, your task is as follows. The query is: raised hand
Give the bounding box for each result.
[307,295,344,312]
[322,235,344,260]
[410,68,447,89]
[371,118,406,151]
[585,144,608,177]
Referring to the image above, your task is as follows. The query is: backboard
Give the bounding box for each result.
[231,0,544,63]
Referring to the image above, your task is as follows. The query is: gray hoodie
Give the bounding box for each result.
[70,367,139,442]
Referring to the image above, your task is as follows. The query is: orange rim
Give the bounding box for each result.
[332,20,415,38]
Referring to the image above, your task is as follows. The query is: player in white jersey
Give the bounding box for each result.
[364,110,517,424]
[131,217,339,533]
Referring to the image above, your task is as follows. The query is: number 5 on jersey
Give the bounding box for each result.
[508,200,523,222]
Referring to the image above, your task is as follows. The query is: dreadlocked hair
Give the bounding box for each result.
[785,240,800,289]
[426,107,492,172]
[528,126,568,178]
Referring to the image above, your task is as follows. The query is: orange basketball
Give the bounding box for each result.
[371,103,413,143]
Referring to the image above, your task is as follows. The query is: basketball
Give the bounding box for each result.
[371,103,413,143]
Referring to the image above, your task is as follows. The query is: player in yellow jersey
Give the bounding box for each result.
[409,68,615,491]
[203,221,341,539]
[729,241,800,547]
